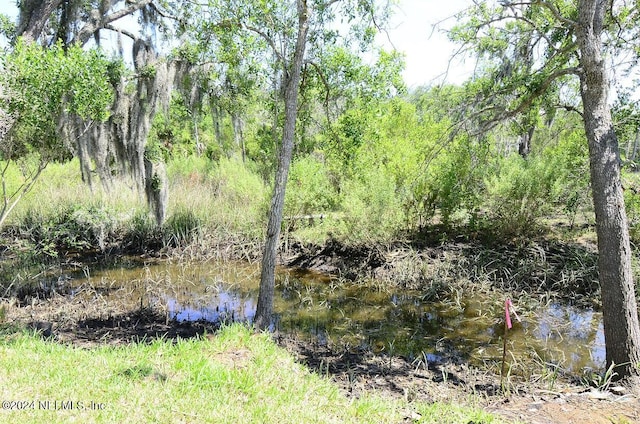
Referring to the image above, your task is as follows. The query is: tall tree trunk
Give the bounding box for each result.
[254,0,309,330]
[631,128,639,164]
[518,126,534,158]
[211,100,223,148]
[232,112,245,162]
[577,0,640,382]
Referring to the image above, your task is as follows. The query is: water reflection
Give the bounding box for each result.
[69,259,605,374]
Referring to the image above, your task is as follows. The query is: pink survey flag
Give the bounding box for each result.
[505,298,520,329]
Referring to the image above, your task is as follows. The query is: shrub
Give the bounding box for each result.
[337,166,404,242]
[165,156,268,239]
[16,203,121,256]
[210,157,266,206]
[482,154,555,237]
[284,155,338,217]
[125,209,163,251]
[163,208,202,246]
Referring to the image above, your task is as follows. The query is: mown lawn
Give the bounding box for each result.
[0,324,503,423]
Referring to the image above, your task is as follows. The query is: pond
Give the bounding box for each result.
[63,258,604,375]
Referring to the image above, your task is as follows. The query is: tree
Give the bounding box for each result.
[14,0,159,47]
[450,0,640,381]
[11,0,185,225]
[249,0,395,329]
[576,0,640,382]
[176,0,393,329]
[0,40,115,227]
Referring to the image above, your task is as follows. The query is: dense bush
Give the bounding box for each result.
[18,203,121,256]
[339,166,404,242]
[285,155,338,217]
[0,85,599,250]
[482,153,555,237]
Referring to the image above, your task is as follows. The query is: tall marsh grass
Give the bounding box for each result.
[168,155,268,238]
[1,156,269,256]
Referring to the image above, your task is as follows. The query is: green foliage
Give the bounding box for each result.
[325,106,373,175]
[210,157,266,208]
[483,154,555,237]
[148,95,200,159]
[126,210,162,251]
[339,166,404,242]
[318,46,406,107]
[285,155,337,217]
[481,123,590,238]
[166,156,268,237]
[17,203,120,256]
[447,0,578,153]
[164,208,202,246]
[0,39,117,228]
[166,154,212,181]
[1,39,115,162]
[0,14,15,41]
[544,124,591,219]
[420,135,485,228]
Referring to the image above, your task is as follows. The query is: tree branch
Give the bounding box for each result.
[305,59,332,120]
[16,0,64,44]
[103,23,140,42]
[506,67,581,119]
[71,0,153,45]
[243,24,285,65]
[505,0,578,27]
[148,2,180,22]
[462,65,582,137]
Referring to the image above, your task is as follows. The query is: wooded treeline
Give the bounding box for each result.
[2,0,640,381]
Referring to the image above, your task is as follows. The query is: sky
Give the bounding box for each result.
[0,0,474,87]
[380,0,474,87]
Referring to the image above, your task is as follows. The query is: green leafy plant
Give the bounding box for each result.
[582,361,626,392]
[163,208,202,247]
[0,40,115,227]
[483,154,555,238]
[285,155,338,217]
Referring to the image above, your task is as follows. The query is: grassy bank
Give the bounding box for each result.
[0,156,269,262]
[0,149,607,266]
[0,324,500,424]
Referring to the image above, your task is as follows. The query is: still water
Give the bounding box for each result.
[69,259,605,375]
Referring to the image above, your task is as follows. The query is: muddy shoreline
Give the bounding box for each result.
[4,287,638,424]
[1,235,638,423]
[285,236,602,306]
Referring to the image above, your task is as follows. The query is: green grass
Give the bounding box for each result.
[0,324,501,423]
[0,157,268,254]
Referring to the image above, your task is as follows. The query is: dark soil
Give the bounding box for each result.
[286,238,387,280]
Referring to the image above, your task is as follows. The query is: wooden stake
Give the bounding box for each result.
[501,314,508,391]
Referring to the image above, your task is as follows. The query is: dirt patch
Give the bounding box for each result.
[277,334,640,424]
[210,346,253,369]
[488,391,639,424]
